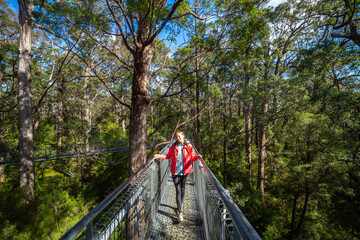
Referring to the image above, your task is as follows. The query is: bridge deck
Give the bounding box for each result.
[146,173,205,240]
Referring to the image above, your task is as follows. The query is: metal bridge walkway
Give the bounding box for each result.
[60,141,262,240]
[0,139,155,181]
[146,174,204,239]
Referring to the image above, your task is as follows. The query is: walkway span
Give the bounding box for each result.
[0,139,155,181]
[60,141,262,240]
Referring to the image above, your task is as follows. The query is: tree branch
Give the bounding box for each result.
[147,114,176,140]
[146,0,184,46]
[106,0,135,55]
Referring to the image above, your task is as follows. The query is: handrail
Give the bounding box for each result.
[59,142,171,240]
[196,154,262,240]
[60,140,261,240]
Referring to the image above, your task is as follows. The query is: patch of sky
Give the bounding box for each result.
[5,0,18,11]
[267,0,286,7]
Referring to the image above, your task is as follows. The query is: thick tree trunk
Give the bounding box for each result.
[17,0,35,202]
[129,45,154,175]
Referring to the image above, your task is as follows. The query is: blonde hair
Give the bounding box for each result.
[176,131,186,138]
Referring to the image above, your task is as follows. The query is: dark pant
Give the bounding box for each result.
[172,174,188,213]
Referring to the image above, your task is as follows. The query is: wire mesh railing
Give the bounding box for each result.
[192,146,262,240]
[60,140,261,240]
[0,139,131,166]
[0,139,160,167]
[59,142,172,240]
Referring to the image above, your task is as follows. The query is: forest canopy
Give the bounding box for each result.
[0,0,359,239]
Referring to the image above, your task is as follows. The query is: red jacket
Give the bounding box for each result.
[158,142,199,175]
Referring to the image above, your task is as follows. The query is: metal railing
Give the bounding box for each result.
[60,140,261,240]
[193,146,262,240]
[59,142,172,240]
[0,139,131,166]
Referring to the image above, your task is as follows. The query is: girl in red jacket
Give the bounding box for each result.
[155,131,201,222]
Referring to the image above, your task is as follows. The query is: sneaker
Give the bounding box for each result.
[179,213,184,221]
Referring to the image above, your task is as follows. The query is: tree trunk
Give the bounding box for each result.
[194,14,201,151]
[0,76,4,182]
[294,183,310,236]
[257,45,270,198]
[289,187,299,238]
[195,69,201,150]
[223,97,228,187]
[115,100,119,125]
[121,95,126,135]
[0,156,4,182]
[129,44,154,175]
[17,0,35,202]
[150,104,154,135]
[243,103,252,188]
[243,64,252,189]
[348,169,355,236]
[82,66,92,183]
[55,101,62,151]
[84,65,91,151]
[257,100,268,198]
[208,83,212,132]
[56,81,63,155]
[223,137,227,188]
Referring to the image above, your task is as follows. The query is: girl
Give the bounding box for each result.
[155,131,201,221]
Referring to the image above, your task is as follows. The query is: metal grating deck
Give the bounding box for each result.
[146,173,205,240]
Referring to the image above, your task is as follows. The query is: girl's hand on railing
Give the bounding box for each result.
[197,154,202,159]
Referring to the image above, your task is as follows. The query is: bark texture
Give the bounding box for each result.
[17,0,35,202]
[129,44,154,175]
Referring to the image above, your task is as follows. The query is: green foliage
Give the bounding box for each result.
[1,0,360,239]
[35,182,85,239]
[97,121,127,141]
[34,117,56,149]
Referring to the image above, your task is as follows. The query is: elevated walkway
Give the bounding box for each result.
[0,139,155,181]
[59,141,262,240]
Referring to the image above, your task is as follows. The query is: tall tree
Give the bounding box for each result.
[105,0,192,174]
[17,0,35,202]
